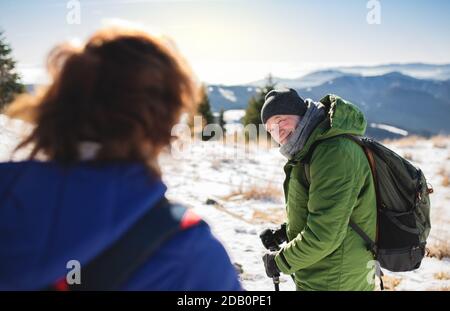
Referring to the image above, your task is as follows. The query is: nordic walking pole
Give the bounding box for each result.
[269,246,280,291]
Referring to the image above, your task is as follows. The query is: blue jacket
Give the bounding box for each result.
[0,161,242,291]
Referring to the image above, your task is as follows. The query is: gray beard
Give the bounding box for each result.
[279,99,326,160]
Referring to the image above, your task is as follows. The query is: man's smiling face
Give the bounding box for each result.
[265,114,301,145]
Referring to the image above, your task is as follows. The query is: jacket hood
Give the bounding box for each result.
[292,94,367,161]
[0,160,166,290]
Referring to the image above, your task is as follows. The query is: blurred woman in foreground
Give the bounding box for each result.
[0,28,241,291]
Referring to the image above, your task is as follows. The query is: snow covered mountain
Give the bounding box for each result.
[335,63,450,81]
[24,63,450,139]
[207,69,450,138]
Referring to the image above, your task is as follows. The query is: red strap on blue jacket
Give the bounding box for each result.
[46,197,204,291]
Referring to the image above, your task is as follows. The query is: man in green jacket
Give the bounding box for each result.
[260,88,377,291]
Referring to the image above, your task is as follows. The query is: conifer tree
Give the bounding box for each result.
[243,74,276,138]
[0,31,25,110]
[218,108,226,134]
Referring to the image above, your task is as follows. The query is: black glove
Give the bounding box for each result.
[262,252,281,278]
[259,223,287,250]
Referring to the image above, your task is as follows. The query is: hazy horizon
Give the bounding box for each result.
[15,61,450,87]
[1,0,450,85]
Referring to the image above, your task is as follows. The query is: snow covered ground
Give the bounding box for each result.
[161,135,450,291]
[1,114,449,291]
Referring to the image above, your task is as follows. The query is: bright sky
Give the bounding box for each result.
[1,0,449,85]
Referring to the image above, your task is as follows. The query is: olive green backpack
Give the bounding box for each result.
[303,134,432,273]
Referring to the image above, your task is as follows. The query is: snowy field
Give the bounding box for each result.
[1,114,449,291]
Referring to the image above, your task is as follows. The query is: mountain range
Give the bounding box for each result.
[207,63,450,139]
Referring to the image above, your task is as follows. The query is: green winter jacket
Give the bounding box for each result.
[274,94,377,291]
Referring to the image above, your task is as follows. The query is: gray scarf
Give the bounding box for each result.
[279,99,326,160]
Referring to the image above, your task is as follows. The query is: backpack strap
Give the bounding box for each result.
[348,220,377,254]
[48,197,204,291]
[302,134,378,255]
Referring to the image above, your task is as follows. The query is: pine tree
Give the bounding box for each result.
[218,108,226,134]
[197,86,214,126]
[0,31,25,111]
[189,85,215,141]
[243,74,276,137]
